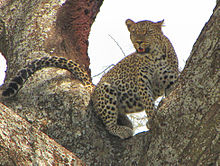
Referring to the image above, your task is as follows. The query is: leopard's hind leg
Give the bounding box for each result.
[93,82,133,139]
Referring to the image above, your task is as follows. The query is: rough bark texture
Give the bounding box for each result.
[0,0,219,165]
[0,103,85,165]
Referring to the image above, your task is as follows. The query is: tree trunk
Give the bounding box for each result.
[0,0,219,165]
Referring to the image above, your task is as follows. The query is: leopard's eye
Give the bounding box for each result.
[131,27,136,32]
[147,29,154,34]
[130,29,136,34]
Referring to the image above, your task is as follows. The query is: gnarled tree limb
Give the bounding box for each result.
[0,0,219,165]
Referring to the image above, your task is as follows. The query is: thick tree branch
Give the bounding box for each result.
[144,3,220,165]
[0,103,85,165]
[0,0,219,165]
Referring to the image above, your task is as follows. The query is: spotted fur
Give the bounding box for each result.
[91,19,179,139]
[2,56,93,97]
[2,19,179,139]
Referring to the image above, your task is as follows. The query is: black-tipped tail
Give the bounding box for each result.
[2,56,93,98]
[2,73,27,97]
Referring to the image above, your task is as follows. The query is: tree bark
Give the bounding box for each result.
[0,0,219,165]
[0,103,85,165]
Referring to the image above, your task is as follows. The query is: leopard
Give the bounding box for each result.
[2,19,179,139]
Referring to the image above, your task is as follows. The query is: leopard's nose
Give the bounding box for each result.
[136,41,143,45]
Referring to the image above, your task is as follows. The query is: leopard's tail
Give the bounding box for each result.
[2,56,93,98]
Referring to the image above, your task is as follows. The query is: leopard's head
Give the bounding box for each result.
[126,19,164,54]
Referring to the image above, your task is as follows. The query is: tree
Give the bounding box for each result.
[0,0,219,165]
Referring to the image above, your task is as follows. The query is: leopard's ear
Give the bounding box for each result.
[126,19,135,30]
[155,19,164,29]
